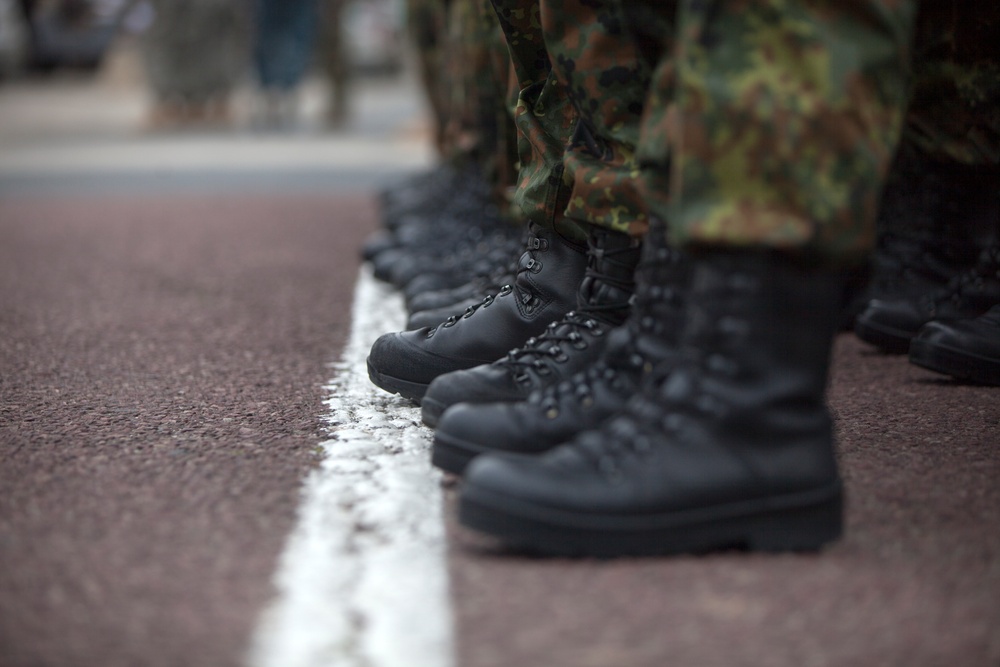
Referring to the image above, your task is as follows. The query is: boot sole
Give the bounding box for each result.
[854,318,913,354]
[909,338,1000,386]
[431,431,486,475]
[366,359,429,403]
[459,482,843,558]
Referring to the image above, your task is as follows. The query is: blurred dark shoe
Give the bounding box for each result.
[378,163,457,210]
[855,246,1000,353]
[406,264,517,329]
[843,145,992,331]
[430,236,688,473]
[366,224,588,402]
[382,166,493,231]
[459,250,844,558]
[420,227,642,427]
[909,304,1000,386]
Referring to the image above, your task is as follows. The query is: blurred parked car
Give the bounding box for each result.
[14,0,129,72]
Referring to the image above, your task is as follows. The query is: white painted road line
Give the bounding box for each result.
[248,265,454,667]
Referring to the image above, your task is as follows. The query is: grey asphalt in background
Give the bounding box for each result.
[2,43,999,667]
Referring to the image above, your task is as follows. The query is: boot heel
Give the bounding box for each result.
[747,490,843,552]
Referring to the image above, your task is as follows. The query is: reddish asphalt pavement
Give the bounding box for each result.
[1,188,998,667]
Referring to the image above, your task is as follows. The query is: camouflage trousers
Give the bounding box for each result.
[442,0,518,196]
[493,0,996,265]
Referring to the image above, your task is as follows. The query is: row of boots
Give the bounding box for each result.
[363,163,998,558]
[853,150,1000,383]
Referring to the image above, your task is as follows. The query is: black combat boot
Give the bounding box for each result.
[430,240,690,474]
[378,163,457,210]
[405,230,527,319]
[367,224,589,402]
[419,227,642,426]
[458,250,844,557]
[366,166,501,267]
[387,226,523,295]
[407,260,517,315]
[369,212,516,288]
[855,245,1000,353]
[909,303,1000,386]
[406,265,516,329]
[853,152,998,351]
[381,164,490,230]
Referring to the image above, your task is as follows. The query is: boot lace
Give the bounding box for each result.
[577,264,755,480]
[526,253,687,424]
[500,312,607,385]
[424,229,544,338]
[921,245,1000,318]
[576,240,641,317]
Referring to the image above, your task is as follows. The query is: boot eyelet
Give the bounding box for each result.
[533,362,552,376]
[442,316,458,328]
[481,295,495,307]
[498,285,513,296]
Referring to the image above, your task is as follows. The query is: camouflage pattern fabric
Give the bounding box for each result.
[491,0,674,241]
[639,0,917,266]
[493,1,994,263]
[491,0,581,237]
[442,0,518,197]
[905,3,1000,166]
[547,1,676,239]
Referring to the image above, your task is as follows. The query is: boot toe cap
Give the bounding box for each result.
[424,365,525,415]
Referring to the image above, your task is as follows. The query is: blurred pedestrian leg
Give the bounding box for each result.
[140,0,249,129]
[317,0,349,127]
[253,0,319,128]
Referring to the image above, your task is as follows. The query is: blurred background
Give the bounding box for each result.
[0,0,433,197]
[0,0,407,128]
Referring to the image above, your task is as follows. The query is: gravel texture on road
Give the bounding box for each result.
[0,193,374,667]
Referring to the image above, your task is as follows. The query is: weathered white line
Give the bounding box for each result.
[248,265,454,667]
